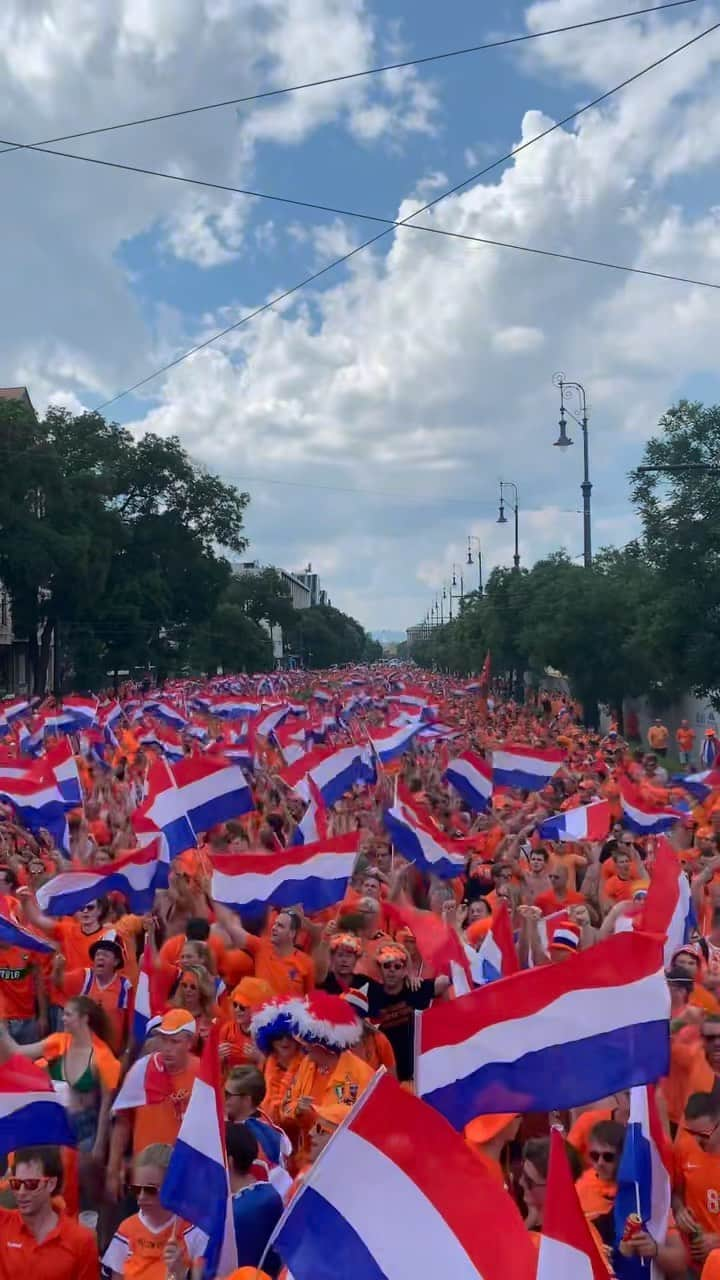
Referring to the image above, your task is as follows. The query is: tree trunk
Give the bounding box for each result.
[37,617,55,696]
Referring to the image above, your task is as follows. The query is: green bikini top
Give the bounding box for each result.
[47,1051,96,1093]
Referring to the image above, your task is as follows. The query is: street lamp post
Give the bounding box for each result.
[467,536,483,595]
[497,480,520,571]
[552,373,592,569]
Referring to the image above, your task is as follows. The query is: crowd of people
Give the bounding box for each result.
[0,670,719,1277]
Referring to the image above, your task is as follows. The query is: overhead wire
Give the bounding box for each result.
[83,17,720,413]
[0,1,699,158]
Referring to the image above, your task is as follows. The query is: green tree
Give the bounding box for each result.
[0,402,249,692]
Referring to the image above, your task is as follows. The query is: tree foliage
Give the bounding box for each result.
[413,399,720,715]
[0,400,249,691]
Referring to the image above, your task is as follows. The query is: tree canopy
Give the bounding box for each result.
[413,398,720,717]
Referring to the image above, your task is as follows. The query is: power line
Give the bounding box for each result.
[89,18,720,413]
[7,127,719,294]
[0,1,699,159]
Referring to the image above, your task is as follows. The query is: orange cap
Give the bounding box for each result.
[156,1009,197,1037]
[465,1113,519,1144]
[231,977,274,1009]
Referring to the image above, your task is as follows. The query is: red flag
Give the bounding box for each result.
[537,1129,611,1278]
[480,651,491,689]
[384,899,473,987]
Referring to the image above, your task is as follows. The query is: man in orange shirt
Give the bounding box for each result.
[533,864,585,916]
[674,1090,720,1269]
[53,934,132,1055]
[0,942,46,1044]
[575,1120,624,1218]
[215,906,315,997]
[107,1010,200,1198]
[0,1145,98,1280]
[648,718,670,757]
[677,720,697,769]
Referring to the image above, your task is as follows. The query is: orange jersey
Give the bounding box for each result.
[218,1020,256,1071]
[263,1051,303,1126]
[674,1129,720,1235]
[243,936,314,997]
[127,1060,201,1155]
[0,1207,98,1280]
[282,1050,374,1162]
[703,1249,720,1278]
[62,969,132,1054]
[0,946,39,1020]
[103,1212,205,1280]
[355,1028,396,1074]
[576,1168,617,1219]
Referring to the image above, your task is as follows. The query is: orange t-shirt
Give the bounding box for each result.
[103,1213,203,1280]
[677,728,696,752]
[0,1208,98,1280]
[534,888,585,916]
[243,936,314,997]
[49,921,107,1007]
[604,875,642,904]
[0,945,39,1020]
[576,1168,617,1218]
[703,1249,720,1278]
[674,1129,720,1235]
[263,1051,303,1126]
[355,1028,396,1074]
[218,1020,255,1071]
[282,1050,374,1162]
[131,1060,200,1154]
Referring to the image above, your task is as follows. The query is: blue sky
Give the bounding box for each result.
[2,0,719,630]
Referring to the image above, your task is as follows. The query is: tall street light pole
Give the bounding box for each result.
[497,480,520,571]
[467,535,483,595]
[553,373,592,568]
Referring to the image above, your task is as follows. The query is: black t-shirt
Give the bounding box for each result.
[317,972,364,995]
[365,978,436,1082]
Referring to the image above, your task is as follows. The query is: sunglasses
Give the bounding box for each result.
[588,1150,617,1165]
[702,1033,720,1042]
[8,1177,51,1192]
[130,1183,160,1197]
[380,961,405,971]
[79,902,98,912]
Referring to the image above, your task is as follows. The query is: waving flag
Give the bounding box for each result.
[0,750,30,779]
[172,756,253,831]
[270,1070,536,1280]
[492,745,566,792]
[443,751,493,812]
[538,799,611,844]
[211,832,360,915]
[282,745,369,807]
[383,800,474,879]
[368,721,423,766]
[0,1055,75,1155]
[639,837,694,966]
[466,902,519,986]
[133,941,165,1044]
[161,1024,237,1280]
[672,768,720,802]
[538,1128,609,1279]
[701,734,720,768]
[144,700,187,731]
[133,757,196,859]
[416,932,669,1130]
[208,697,260,720]
[619,779,684,836]
[0,770,69,852]
[272,719,309,765]
[18,722,44,757]
[292,778,328,846]
[1,698,30,724]
[614,1086,672,1280]
[255,703,292,739]
[45,739,83,808]
[36,841,167,917]
[0,901,55,955]
[61,695,98,727]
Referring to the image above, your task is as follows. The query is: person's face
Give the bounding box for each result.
[177,975,201,1012]
[63,1000,84,1035]
[308,1120,337,1162]
[686,1113,720,1153]
[468,900,490,923]
[548,869,566,892]
[0,870,14,893]
[519,1160,546,1213]
[374,847,392,875]
[702,1022,720,1071]
[93,848,113,865]
[380,956,407,992]
[615,853,632,879]
[12,1160,55,1218]
[308,1043,338,1069]
[588,1143,619,1181]
[159,1033,191,1073]
[224,1088,253,1122]
[92,948,117,980]
[271,913,294,946]
[362,876,381,900]
[529,852,547,874]
[77,900,100,931]
[273,1033,296,1067]
[179,942,202,968]
[233,1001,252,1032]
[131,1161,168,1218]
[332,945,357,980]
